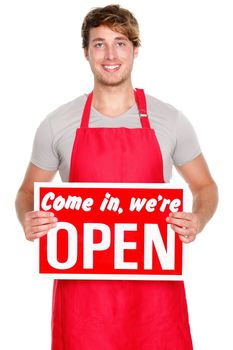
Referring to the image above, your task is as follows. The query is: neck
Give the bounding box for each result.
[92,82,135,117]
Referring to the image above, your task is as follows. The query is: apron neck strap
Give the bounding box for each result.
[80,88,151,129]
[80,92,93,128]
[134,88,151,129]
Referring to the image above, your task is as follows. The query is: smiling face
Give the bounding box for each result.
[84,25,138,88]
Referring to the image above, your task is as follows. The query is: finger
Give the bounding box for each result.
[26,230,50,241]
[178,234,196,244]
[166,217,192,228]
[26,236,35,242]
[31,216,58,227]
[25,221,57,241]
[33,230,51,239]
[170,224,194,236]
[30,222,57,234]
[24,222,57,240]
[25,211,55,220]
[169,212,193,220]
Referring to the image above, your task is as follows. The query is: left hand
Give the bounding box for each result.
[166,211,201,243]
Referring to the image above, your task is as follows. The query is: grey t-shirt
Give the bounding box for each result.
[31,94,201,182]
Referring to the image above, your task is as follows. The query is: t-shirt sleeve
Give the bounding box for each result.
[172,111,202,166]
[30,116,59,171]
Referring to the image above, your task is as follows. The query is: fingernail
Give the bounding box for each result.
[50,213,54,217]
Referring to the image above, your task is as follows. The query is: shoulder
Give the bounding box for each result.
[145,93,201,165]
[45,94,87,133]
[145,94,180,123]
[145,93,194,131]
[33,94,87,152]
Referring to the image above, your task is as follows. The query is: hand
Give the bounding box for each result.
[166,211,200,243]
[23,211,58,241]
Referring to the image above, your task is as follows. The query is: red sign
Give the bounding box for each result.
[34,183,184,280]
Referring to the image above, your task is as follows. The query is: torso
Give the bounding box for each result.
[31,93,201,182]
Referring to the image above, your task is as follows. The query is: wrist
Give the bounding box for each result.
[193,211,207,234]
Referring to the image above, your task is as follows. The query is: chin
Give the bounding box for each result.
[97,75,129,87]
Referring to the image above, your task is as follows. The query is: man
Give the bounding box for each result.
[15,4,218,349]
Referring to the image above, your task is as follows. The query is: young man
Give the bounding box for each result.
[15,4,218,349]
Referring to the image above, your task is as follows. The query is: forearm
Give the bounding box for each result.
[191,181,218,233]
[15,188,34,226]
[15,164,57,240]
[170,155,218,243]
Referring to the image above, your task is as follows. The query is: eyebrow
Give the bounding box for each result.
[91,36,129,43]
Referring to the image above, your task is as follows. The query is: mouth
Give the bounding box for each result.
[102,64,121,72]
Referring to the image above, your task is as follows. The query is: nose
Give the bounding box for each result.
[104,44,118,60]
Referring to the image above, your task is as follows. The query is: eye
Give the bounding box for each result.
[95,42,104,48]
[116,42,126,47]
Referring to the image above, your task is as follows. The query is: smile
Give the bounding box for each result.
[102,65,121,72]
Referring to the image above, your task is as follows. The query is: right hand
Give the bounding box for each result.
[23,211,58,241]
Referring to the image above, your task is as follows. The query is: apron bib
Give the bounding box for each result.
[52,89,193,350]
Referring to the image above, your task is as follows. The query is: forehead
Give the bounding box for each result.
[89,25,129,42]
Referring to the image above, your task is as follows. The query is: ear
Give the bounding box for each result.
[134,47,139,58]
[84,48,89,60]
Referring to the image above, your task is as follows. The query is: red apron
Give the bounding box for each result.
[52,89,193,350]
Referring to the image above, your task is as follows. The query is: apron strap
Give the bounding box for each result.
[80,92,93,128]
[80,89,151,129]
[134,88,151,129]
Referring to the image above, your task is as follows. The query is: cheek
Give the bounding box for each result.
[120,48,135,61]
[91,48,105,59]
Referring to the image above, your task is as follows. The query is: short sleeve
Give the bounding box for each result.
[30,117,59,171]
[172,111,202,166]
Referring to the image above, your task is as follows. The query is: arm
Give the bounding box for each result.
[166,154,218,243]
[15,162,57,241]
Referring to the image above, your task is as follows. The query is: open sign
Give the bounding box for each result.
[34,183,184,280]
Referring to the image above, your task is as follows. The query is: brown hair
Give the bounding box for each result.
[81,4,141,48]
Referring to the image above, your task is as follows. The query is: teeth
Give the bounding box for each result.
[103,65,120,70]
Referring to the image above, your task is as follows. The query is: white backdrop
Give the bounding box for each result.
[0,0,232,349]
